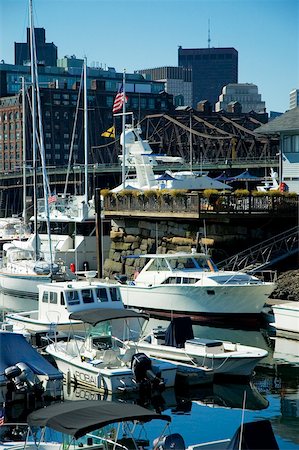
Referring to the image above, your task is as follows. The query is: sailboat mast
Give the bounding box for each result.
[122,70,126,190]
[84,57,88,204]
[21,77,27,226]
[29,0,38,258]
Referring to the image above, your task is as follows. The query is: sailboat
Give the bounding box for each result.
[31,58,97,272]
[0,1,74,311]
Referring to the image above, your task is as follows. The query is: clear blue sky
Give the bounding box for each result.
[0,0,298,113]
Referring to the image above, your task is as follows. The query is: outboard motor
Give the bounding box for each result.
[153,434,186,450]
[131,353,165,395]
[5,362,43,392]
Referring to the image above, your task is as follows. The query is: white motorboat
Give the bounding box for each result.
[256,168,279,192]
[4,272,123,339]
[0,331,63,404]
[113,124,231,192]
[0,234,75,310]
[46,308,177,394]
[270,301,299,336]
[116,251,275,324]
[0,217,30,244]
[0,399,172,450]
[128,317,268,378]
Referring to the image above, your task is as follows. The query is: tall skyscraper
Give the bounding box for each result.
[14,27,58,67]
[178,46,238,110]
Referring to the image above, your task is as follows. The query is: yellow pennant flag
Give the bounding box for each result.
[101,126,115,138]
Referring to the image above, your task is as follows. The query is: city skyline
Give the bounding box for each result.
[0,0,298,113]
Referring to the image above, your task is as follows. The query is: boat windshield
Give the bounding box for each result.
[145,255,217,272]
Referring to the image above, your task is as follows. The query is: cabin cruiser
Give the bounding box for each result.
[113,125,231,192]
[4,272,123,340]
[116,251,275,324]
[0,234,75,311]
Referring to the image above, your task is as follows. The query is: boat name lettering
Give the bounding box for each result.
[75,371,96,386]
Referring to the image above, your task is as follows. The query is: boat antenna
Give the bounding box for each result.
[84,57,88,204]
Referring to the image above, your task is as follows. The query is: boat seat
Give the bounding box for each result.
[102,349,121,368]
[185,338,225,354]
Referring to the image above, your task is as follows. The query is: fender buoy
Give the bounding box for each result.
[279,182,288,192]
[70,263,76,273]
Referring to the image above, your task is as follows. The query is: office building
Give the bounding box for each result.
[15,27,58,67]
[290,89,299,109]
[178,46,238,110]
[136,66,192,107]
[215,83,266,113]
[0,65,174,172]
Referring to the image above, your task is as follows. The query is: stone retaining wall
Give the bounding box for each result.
[103,217,269,280]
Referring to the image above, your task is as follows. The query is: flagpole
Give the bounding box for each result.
[122,69,126,190]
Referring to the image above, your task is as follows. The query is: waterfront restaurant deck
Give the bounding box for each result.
[101,191,299,220]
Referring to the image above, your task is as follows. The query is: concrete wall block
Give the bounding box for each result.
[140,228,151,238]
[113,242,132,251]
[110,230,124,240]
[113,251,122,262]
[124,235,139,243]
[126,227,141,235]
[103,259,123,274]
[138,220,155,230]
[172,236,196,246]
[131,241,141,250]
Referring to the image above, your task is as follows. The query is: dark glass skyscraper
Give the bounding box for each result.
[178,47,238,110]
[15,27,58,66]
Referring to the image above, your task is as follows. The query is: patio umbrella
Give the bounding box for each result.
[229,170,261,181]
[214,171,231,182]
[229,170,262,190]
[156,172,178,181]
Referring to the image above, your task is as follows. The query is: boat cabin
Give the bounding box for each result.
[38,281,123,324]
[133,253,218,285]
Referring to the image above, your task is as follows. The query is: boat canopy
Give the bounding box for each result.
[27,400,171,438]
[0,332,63,382]
[227,419,278,449]
[69,308,149,325]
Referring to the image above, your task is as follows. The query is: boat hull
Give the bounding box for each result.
[271,302,299,335]
[136,341,268,377]
[46,345,177,394]
[120,283,273,324]
[0,272,51,309]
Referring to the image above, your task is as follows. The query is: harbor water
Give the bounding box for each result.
[1,304,298,449]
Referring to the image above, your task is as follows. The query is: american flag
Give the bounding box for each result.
[0,405,5,426]
[112,84,127,113]
[48,194,57,204]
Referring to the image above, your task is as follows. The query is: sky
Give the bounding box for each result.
[0,0,298,113]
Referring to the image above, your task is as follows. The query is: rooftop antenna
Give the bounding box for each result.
[208,18,211,48]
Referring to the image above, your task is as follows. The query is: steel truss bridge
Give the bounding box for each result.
[0,111,279,215]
